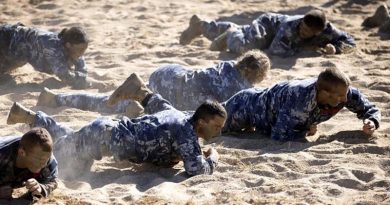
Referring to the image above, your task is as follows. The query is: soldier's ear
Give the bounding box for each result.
[18,146,27,157]
[198,118,207,128]
[64,42,72,49]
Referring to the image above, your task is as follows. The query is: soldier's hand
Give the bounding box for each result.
[0,186,13,199]
[323,44,336,55]
[204,148,219,161]
[24,179,42,197]
[363,119,376,135]
[307,125,317,136]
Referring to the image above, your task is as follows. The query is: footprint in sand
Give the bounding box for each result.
[251,169,277,178]
[351,145,390,155]
[332,178,367,191]
[351,169,375,182]
[35,3,57,10]
[367,179,390,189]
[326,188,342,196]
[379,159,390,176]
[307,159,332,166]
[243,178,265,188]
[268,163,288,172]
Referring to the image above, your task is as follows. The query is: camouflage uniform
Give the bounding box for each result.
[222,79,381,141]
[53,93,131,114]
[0,136,58,198]
[201,13,355,56]
[149,62,251,110]
[50,61,250,113]
[32,94,217,176]
[0,23,87,87]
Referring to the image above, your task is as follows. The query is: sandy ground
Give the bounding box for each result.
[0,0,390,204]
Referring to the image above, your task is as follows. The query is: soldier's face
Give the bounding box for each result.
[243,68,266,84]
[20,145,52,173]
[200,115,226,141]
[299,22,323,39]
[317,84,349,107]
[65,42,88,61]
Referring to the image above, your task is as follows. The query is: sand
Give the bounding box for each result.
[0,0,389,204]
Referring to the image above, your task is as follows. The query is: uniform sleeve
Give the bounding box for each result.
[345,88,381,129]
[270,90,311,141]
[271,105,308,141]
[268,24,298,57]
[45,54,88,88]
[314,23,356,54]
[177,138,217,176]
[74,56,87,74]
[38,156,59,197]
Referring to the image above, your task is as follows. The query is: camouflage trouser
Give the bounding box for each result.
[32,111,118,171]
[0,24,27,73]
[202,21,258,53]
[55,93,131,114]
[110,93,177,162]
[143,93,176,114]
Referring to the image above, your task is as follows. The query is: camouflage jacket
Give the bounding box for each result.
[2,23,87,85]
[112,94,218,176]
[222,79,380,141]
[149,61,252,110]
[246,13,355,56]
[0,136,58,197]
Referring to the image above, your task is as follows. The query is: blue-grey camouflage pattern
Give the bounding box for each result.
[0,136,58,197]
[201,13,355,56]
[54,93,131,114]
[149,62,252,111]
[49,61,250,114]
[32,94,217,176]
[0,23,87,86]
[222,79,381,141]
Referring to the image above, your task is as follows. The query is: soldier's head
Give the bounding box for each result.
[235,50,270,84]
[316,67,350,107]
[192,100,227,141]
[59,27,89,61]
[17,127,53,173]
[300,9,326,39]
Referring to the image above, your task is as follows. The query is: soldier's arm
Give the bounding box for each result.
[37,156,59,197]
[46,55,89,89]
[268,24,298,57]
[318,23,356,54]
[178,139,217,176]
[271,107,308,141]
[345,87,381,129]
[74,56,87,74]
[73,57,89,87]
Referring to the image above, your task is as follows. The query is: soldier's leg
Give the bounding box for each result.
[107,73,176,114]
[54,117,118,179]
[180,14,238,45]
[225,26,258,54]
[142,93,176,114]
[7,102,74,141]
[0,25,20,73]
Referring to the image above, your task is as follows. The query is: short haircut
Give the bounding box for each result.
[58,27,89,44]
[317,67,351,92]
[303,10,326,31]
[235,50,270,83]
[20,127,53,153]
[192,100,227,123]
